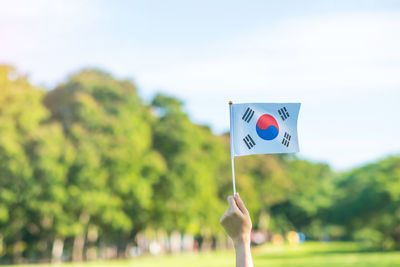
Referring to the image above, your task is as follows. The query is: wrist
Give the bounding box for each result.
[233,234,251,248]
[233,234,253,267]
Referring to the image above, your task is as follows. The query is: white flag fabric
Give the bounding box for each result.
[230,103,301,156]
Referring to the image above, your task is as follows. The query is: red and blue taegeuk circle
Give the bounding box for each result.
[256,114,279,140]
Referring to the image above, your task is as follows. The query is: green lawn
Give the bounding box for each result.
[11,242,400,267]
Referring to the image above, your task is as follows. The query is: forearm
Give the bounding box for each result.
[220,194,253,267]
[234,237,253,267]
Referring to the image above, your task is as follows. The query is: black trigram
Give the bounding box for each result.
[282,132,291,147]
[242,107,255,123]
[278,107,290,121]
[243,134,256,149]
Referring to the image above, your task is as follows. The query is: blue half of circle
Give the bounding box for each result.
[256,125,279,140]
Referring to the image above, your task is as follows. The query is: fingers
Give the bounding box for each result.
[234,193,249,215]
[220,195,246,225]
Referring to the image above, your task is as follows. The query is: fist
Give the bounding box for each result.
[220,193,252,245]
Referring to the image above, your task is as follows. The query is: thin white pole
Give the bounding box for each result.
[229,101,236,195]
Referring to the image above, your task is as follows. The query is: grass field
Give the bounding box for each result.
[11,242,400,267]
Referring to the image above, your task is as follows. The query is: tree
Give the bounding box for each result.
[0,66,67,263]
[44,70,165,260]
[151,94,226,242]
[328,156,400,249]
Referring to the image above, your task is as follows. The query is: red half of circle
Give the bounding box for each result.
[257,114,279,131]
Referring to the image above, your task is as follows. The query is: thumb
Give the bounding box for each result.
[227,196,239,212]
[234,193,249,215]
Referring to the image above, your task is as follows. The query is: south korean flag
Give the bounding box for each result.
[230,103,301,156]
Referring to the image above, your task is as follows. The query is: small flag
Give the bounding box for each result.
[230,103,300,156]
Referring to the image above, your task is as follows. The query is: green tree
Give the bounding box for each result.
[0,66,68,263]
[329,156,400,249]
[151,94,226,241]
[44,70,165,260]
[268,159,335,235]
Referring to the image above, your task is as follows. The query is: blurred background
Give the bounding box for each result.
[1,0,400,266]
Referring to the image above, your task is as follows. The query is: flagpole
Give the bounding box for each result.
[229,101,236,195]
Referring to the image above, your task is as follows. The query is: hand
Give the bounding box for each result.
[220,193,252,246]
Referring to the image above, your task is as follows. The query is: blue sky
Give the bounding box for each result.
[1,0,400,170]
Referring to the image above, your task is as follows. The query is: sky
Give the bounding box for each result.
[1,0,400,170]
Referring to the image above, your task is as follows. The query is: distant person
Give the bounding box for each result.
[220,193,253,267]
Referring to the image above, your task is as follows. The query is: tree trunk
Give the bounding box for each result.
[0,235,3,257]
[51,237,64,263]
[12,234,24,264]
[85,226,98,261]
[170,231,181,253]
[200,233,213,251]
[72,234,85,262]
[72,212,90,262]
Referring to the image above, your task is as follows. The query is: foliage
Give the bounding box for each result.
[151,94,226,234]
[44,70,166,259]
[327,156,400,249]
[0,65,399,263]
